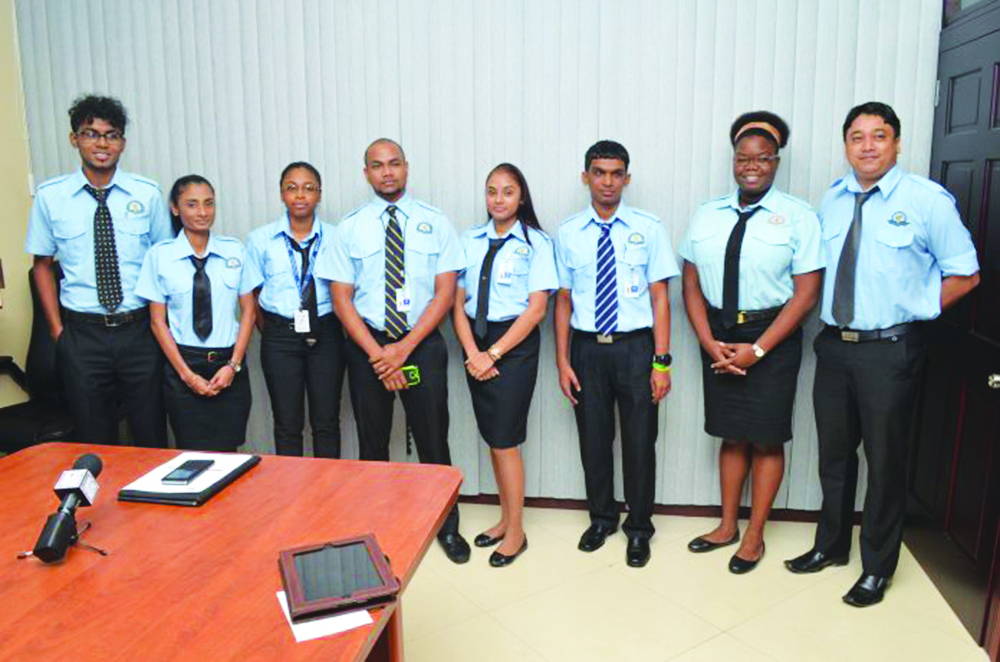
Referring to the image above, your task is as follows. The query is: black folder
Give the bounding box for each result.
[118,454,261,506]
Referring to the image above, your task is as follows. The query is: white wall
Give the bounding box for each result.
[15,0,942,508]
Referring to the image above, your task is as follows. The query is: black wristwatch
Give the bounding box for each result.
[653,353,672,367]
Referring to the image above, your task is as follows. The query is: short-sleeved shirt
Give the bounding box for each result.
[458,220,558,321]
[678,187,824,310]
[245,214,336,319]
[818,166,979,330]
[315,193,465,332]
[136,231,263,347]
[555,203,680,333]
[24,168,173,313]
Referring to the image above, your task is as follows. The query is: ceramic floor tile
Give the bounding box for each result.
[492,566,720,662]
[406,613,547,662]
[623,520,852,630]
[729,565,983,662]
[668,632,777,661]
[402,565,482,643]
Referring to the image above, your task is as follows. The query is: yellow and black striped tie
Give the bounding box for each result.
[384,205,407,339]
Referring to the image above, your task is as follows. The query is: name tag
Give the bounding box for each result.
[294,309,311,333]
[396,286,412,312]
[623,273,642,298]
[496,258,514,285]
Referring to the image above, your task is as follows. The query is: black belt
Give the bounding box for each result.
[826,322,917,343]
[574,328,651,345]
[708,305,784,325]
[262,310,334,328]
[63,307,149,328]
[176,345,234,363]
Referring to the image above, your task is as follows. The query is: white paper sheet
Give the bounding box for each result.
[119,452,256,495]
[276,591,374,642]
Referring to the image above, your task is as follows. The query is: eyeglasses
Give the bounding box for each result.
[76,129,124,144]
[734,155,779,167]
[283,183,320,195]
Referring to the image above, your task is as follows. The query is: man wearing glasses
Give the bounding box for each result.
[25,94,172,446]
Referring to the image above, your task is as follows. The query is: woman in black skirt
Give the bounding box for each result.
[452,163,558,567]
[678,112,824,572]
[137,175,262,451]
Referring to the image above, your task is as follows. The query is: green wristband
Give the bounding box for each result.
[652,362,671,373]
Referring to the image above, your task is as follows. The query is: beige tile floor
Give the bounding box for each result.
[401,504,989,662]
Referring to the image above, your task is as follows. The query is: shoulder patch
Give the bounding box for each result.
[628,232,646,244]
[416,221,433,234]
[888,211,909,227]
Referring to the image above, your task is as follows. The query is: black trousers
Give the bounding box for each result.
[56,314,167,447]
[812,326,927,576]
[345,327,459,536]
[570,329,658,538]
[260,313,346,458]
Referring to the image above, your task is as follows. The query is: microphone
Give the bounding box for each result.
[32,454,103,563]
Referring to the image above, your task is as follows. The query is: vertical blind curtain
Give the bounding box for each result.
[16,0,941,508]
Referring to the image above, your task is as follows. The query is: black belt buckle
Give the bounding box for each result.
[206,351,221,363]
[596,333,613,345]
[840,330,860,343]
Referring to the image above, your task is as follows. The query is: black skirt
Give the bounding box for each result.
[465,319,540,449]
[700,315,803,445]
[165,345,252,452]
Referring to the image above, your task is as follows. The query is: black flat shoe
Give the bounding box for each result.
[729,542,765,574]
[438,532,471,564]
[578,524,617,552]
[784,548,849,574]
[626,536,651,568]
[688,530,740,554]
[474,532,505,548]
[489,537,528,567]
[843,574,891,607]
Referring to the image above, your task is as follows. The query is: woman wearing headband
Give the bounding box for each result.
[678,112,823,573]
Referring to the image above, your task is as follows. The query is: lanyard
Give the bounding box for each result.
[283,231,322,297]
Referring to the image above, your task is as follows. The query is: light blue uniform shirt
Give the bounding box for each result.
[555,203,680,333]
[24,168,173,313]
[678,187,824,309]
[316,193,465,332]
[135,232,263,347]
[459,220,558,321]
[818,166,979,330]
[245,214,335,318]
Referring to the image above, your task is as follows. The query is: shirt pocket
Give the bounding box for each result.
[263,247,297,297]
[564,250,595,294]
[748,224,793,267]
[51,217,89,248]
[407,232,440,280]
[163,271,194,297]
[874,224,916,274]
[221,266,242,291]
[620,245,650,294]
[114,214,153,264]
[349,233,384,284]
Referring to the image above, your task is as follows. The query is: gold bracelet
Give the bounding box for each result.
[487,345,503,361]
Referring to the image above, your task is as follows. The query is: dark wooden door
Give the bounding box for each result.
[908,1,1000,653]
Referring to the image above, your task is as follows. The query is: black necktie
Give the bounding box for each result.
[474,237,509,339]
[722,206,762,328]
[84,184,123,312]
[831,189,878,326]
[384,205,407,340]
[190,256,212,341]
[288,237,319,334]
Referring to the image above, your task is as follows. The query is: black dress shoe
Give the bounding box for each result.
[438,532,471,564]
[474,532,505,548]
[843,574,891,607]
[784,548,849,574]
[489,537,528,567]
[729,542,765,574]
[626,537,651,568]
[688,530,740,553]
[578,524,617,552]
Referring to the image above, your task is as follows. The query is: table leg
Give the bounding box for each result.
[368,601,404,661]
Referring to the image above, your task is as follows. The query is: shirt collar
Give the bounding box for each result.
[718,186,780,214]
[70,168,134,196]
[372,192,414,226]
[585,203,632,229]
[473,219,527,243]
[274,212,322,242]
[841,165,903,199]
[168,231,224,262]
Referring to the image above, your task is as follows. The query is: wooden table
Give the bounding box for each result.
[0,443,461,661]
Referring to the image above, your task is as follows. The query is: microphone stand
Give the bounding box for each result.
[17,520,110,561]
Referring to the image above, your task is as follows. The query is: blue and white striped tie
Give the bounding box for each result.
[594,223,618,336]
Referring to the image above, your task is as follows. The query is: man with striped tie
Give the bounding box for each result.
[322,138,471,564]
[554,140,679,567]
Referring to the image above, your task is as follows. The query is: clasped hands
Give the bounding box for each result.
[370,342,411,391]
[708,340,759,376]
[184,364,235,397]
[464,350,499,382]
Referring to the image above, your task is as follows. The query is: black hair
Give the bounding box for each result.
[584,140,630,171]
[487,163,544,246]
[68,94,128,134]
[169,175,215,236]
[364,138,407,165]
[842,101,901,140]
[730,111,790,150]
[280,161,322,188]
